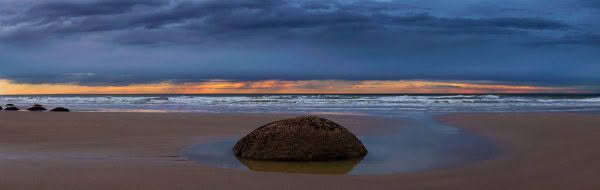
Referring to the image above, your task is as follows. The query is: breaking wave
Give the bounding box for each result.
[1,94,599,114]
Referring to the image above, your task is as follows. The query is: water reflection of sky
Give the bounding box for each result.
[181,113,499,175]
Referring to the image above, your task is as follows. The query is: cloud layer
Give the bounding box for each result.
[0,0,599,91]
[1,79,586,95]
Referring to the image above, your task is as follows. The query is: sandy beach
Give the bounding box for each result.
[0,112,599,190]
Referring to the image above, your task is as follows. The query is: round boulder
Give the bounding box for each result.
[50,107,70,112]
[4,106,20,111]
[233,116,368,161]
[27,106,47,111]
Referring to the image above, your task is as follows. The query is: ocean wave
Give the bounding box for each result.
[577,97,600,102]
[1,95,600,113]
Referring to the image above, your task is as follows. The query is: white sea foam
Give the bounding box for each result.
[577,97,600,102]
[1,95,599,114]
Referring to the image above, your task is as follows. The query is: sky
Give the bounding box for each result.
[0,0,599,94]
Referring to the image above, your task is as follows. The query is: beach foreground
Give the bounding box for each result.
[0,112,599,190]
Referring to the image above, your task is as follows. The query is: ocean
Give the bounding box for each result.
[1,94,599,116]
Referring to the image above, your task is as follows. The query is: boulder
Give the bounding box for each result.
[5,104,15,107]
[26,106,47,111]
[233,116,368,161]
[50,107,70,112]
[0,106,2,110]
[4,106,20,111]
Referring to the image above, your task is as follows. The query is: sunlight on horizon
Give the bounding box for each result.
[0,79,584,95]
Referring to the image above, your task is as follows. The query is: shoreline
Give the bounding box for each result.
[0,112,599,189]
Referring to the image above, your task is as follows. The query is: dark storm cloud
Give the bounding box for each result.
[26,0,165,18]
[531,33,600,46]
[0,0,599,90]
[1,0,570,43]
[385,14,569,30]
[579,0,600,9]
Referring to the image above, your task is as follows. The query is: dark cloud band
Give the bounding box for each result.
[0,0,598,91]
[1,0,572,44]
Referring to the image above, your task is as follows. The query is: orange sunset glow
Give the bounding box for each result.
[0,79,584,95]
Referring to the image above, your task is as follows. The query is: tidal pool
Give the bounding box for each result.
[181,115,499,175]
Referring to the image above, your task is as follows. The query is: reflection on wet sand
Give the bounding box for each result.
[237,157,363,174]
[181,115,498,175]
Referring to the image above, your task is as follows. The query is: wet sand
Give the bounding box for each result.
[0,112,599,189]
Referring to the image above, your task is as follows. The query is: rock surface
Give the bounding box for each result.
[233,116,368,161]
[50,107,70,112]
[4,106,20,111]
[27,106,47,111]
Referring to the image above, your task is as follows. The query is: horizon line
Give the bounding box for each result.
[1,92,599,96]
